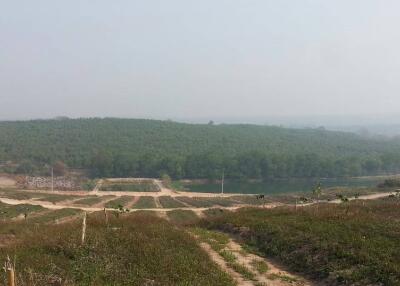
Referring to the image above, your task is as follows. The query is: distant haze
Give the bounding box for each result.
[1,1,400,123]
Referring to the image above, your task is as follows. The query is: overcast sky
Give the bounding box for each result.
[1,1,399,123]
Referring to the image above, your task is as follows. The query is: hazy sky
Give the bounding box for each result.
[1,1,399,122]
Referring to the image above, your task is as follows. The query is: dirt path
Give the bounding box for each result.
[0,196,245,212]
[0,191,394,214]
[154,196,162,208]
[196,234,313,286]
[92,196,117,208]
[226,239,312,286]
[125,196,140,208]
[199,242,253,286]
[173,197,193,208]
[0,197,105,212]
[329,191,394,203]
[92,179,104,194]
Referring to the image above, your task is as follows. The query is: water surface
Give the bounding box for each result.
[184,177,385,195]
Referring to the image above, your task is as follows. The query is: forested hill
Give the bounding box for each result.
[1,118,400,179]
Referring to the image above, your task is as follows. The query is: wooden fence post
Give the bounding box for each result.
[104,208,108,227]
[4,256,15,286]
[81,212,87,245]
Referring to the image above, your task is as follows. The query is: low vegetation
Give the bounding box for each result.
[201,199,400,285]
[192,228,256,281]
[28,208,83,223]
[0,202,43,219]
[0,212,235,285]
[101,180,159,192]
[167,210,199,225]
[73,196,112,206]
[175,197,220,208]
[132,196,157,209]
[379,178,400,188]
[250,259,269,274]
[0,189,45,200]
[159,196,186,208]
[104,196,135,209]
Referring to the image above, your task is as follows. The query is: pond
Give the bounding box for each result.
[183,177,386,195]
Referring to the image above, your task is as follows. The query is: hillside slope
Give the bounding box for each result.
[1,118,400,178]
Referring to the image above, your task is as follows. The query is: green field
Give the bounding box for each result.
[100,181,159,192]
[201,198,400,285]
[28,208,83,224]
[0,212,235,285]
[0,189,79,203]
[175,197,219,208]
[0,189,43,200]
[158,196,186,208]
[104,196,135,209]
[132,196,157,209]
[175,197,237,208]
[73,196,114,206]
[0,202,43,219]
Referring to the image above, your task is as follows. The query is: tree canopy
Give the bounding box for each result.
[1,118,400,179]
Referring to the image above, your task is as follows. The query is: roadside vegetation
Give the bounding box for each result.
[200,199,400,285]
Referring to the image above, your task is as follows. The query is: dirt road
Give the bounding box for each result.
[0,191,394,214]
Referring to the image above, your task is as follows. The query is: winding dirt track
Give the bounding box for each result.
[0,191,394,214]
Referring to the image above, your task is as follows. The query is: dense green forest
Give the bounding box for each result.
[1,118,400,179]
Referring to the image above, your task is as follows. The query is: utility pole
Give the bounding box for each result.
[51,166,54,192]
[81,212,87,245]
[221,169,224,195]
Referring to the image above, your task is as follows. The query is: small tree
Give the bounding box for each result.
[52,161,67,176]
[312,182,322,202]
[255,194,266,208]
[337,194,349,203]
[161,173,172,188]
[337,194,350,215]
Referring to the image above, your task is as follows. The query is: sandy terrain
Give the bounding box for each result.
[0,176,16,187]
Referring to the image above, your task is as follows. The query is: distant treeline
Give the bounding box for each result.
[1,118,400,179]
